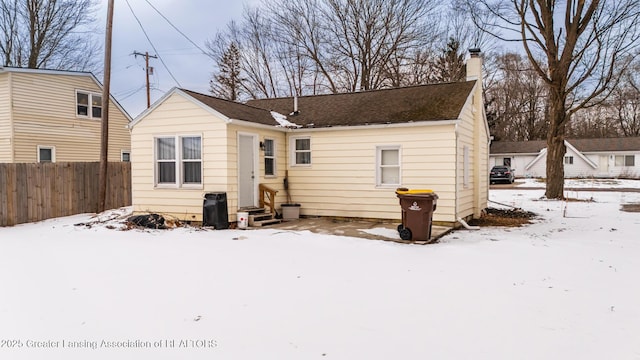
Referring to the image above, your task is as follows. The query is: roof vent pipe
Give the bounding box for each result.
[290,95,299,116]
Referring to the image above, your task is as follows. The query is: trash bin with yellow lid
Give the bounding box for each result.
[395,188,438,242]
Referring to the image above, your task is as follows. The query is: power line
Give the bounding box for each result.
[124,0,182,87]
[142,0,214,60]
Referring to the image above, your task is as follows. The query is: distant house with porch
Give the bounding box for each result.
[490,137,640,178]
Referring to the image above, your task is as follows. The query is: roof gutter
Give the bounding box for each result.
[285,119,460,133]
[224,118,460,133]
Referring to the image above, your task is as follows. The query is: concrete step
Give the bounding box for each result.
[252,218,282,227]
[249,211,281,227]
[251,213,273,222]
[240,206,266,215]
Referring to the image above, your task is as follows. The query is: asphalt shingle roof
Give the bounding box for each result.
[491,137,640,154]
[246,82,476,127]
[180,89,276,126]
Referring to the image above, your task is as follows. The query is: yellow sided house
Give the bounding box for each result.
[129,51,489,227]
[0,67,132,163]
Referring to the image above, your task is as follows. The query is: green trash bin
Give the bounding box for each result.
[396,189,438,242]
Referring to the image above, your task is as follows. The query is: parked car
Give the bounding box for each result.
[490,166,515,184]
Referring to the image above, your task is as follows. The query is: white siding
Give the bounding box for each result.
[586,153,639,178]
[131,93,228,222]
[225,124,288,218]
[285,124,458,223]
[562,147,597,177]
[495,151,640,178]
[455,82,489,221]
[8,71,130,162]
[0,73,11,162]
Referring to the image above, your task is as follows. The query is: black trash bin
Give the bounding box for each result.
[203,192,229,229]
[395,189,438,242]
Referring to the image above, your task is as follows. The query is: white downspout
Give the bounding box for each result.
[457,217,480,230]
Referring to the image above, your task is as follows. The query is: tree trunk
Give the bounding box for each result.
[545,89,568,199]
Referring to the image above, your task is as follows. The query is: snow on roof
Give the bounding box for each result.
[271,111,302,128]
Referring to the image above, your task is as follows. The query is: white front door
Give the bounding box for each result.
[238,134,256,208]
[598,155,609,176]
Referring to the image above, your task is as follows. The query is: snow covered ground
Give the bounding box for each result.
[516,177,640,189]
[1,184,640,360]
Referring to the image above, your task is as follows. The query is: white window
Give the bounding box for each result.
[76,90,102,119]
[564,156,574,165]
[121,150,131,162]
[615,155,635,167]
[263,138,276,176]
[376,146,401,187]
[37,146,55,163]
[155,136,202,187]
[292,137,311,166]
[181,137,202,184]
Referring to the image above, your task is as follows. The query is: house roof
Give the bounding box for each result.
[179,89,276,126]
[246,81,477,127]
[490,140,547,154]
[491,137,640,154]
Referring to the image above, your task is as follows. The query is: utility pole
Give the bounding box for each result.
[98,0,114,213]
[133,51,158,108]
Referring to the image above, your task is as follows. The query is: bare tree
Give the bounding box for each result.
[468,0,640,198]
[566,106,620,138]
[0,0,99,71]
[486,52,548,141]
[610,59,640,137]
[207,0,445,99]
[258,0,441,93]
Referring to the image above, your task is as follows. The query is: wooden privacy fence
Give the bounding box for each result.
[0,162,131,227]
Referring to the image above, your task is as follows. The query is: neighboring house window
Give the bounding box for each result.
[292,137,311,166]
[155,136,202,187]
[121,151,131,162]
[564,156,574,165]
[503,158,511,167]
[376,146,401,187]
[76,91,102,119]
[37,146,55,163]
[615,155,635,167]
[264,138,275,176]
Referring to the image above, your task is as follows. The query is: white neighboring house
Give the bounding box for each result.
[490,138,640,179]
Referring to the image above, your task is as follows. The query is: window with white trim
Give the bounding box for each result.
[564,156,574,165]
[181,137,202,184]
[292,137,311,166]
[121,151,131,162]
[615,155,635,167]
[264,138,276,176]
[76,91,102,119]
[376,146,401,187]
[155,136,202,187]
[37,146,55,163]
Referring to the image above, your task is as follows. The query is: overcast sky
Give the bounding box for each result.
[97,0,254,118]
